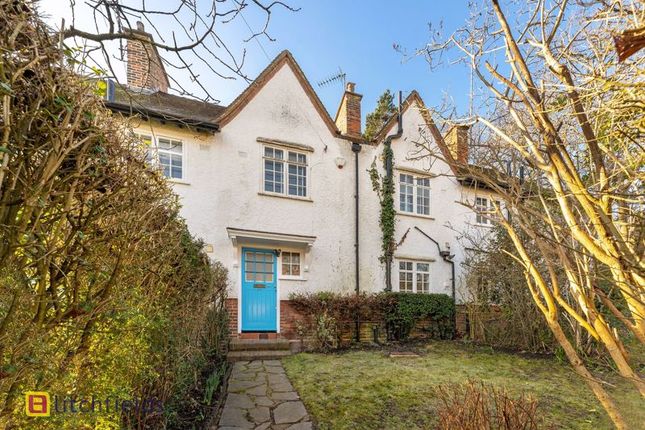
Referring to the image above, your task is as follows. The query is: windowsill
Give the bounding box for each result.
[279,277,307,281]
[258,192,313,202]
[167,178,190,185]
[396,211,435,221]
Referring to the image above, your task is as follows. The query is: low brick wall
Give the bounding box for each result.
[226,299,467,342]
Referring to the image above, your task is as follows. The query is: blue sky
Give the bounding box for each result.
[39,0,474,120]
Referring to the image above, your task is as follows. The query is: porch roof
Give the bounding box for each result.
[226,227,316,248]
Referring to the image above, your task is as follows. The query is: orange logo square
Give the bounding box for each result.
[25,392,50,417]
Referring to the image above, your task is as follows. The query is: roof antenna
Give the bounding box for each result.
[317,67,346,88]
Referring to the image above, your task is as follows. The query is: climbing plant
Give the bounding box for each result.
[368,141,397,291]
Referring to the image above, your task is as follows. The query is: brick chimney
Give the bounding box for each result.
[335,82,362,138]
[445,125,469,164]
[126,21,169,93]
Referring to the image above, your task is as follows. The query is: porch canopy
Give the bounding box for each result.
[226,227,316,249]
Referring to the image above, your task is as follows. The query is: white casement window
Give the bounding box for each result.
[475,197,500,225]
[399,174,430,215]
[263,146,308,197]
[398,260,430,293]
[157,137,183,180]
[138,133,184,180]
[281,251,301,277]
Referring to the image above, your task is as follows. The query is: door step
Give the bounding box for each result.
[230,338,291,351]
[227,337,293,361]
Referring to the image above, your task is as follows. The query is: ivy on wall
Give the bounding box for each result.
[369,142,397,291]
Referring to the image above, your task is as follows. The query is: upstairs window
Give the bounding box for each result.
[398,260,430,293]
[157,138,183,180]
[475,197,500,225]
[139,134,184,180]
[399,174,431,215]
[263,146,308,198]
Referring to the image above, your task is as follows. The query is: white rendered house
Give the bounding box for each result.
[107,26,500,339]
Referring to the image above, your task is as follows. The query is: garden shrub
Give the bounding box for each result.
[384,292,454,340]
[289,291,454,348]
[435,380,546,430]
[0,3,228,428]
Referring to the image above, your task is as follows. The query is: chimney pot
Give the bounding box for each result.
[346,82,355,92]
[136,21,145,31]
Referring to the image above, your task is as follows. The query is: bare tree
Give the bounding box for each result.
[415,1,644,428]
[53,0,298,102]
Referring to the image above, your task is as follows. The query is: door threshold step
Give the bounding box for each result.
[226,349,292,362]
[230,338,291,351]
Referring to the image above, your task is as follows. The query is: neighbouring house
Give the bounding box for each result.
[106,24,501,339]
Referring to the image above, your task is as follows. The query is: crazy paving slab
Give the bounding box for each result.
[215,360,313,430]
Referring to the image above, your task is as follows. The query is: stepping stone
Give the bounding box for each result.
[246,384,268,396]
[265,366,285,374]
[228,379,264,393]
[248,361,264,369]
[268,374,290,385]
[219,406,254,428]
[286,423,313,430]
[255,423,271,430]
[270,382,294,392]
[254,396,274,407]
[234,371,259,381]
[225,393,255,409]
[271,391,299,401]
[249,406,271,423]
[263,360,282,366]
[273,401,308,424]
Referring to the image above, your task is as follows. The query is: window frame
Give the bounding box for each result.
[280,250,303,280]
[397,259,431,294]
[137,132,187,182]
[262,144,309,199]
[398,173,431,216]
[474,197,501,226]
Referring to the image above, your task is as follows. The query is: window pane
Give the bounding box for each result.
[399,174,414,212]
[264,159,284,193]
[416,177,430,215]
[291,264,300,276]
[417,263,429,272]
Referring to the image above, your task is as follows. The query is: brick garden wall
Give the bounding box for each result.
[226,299,469,342]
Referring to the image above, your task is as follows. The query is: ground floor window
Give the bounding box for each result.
[398,260,430,293]
[281,251,301,277]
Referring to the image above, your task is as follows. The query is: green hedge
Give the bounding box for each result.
[289,291,455,344]
[384,293,455,340]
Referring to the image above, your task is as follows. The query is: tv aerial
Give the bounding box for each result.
[317,67,346,89]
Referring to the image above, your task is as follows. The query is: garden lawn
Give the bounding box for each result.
[282,341,643,430]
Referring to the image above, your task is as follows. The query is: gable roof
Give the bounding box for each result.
[217,50,340,136]
[374,91,458,172]
[105,50,344,137]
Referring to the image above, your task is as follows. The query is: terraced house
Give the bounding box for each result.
[108,24,499,340]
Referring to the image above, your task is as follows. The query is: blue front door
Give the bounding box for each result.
[241,248,277,331]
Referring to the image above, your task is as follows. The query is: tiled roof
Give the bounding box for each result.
[106,85,225,132]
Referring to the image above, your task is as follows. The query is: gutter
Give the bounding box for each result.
[413,226,457,337]
[383,91,403,292]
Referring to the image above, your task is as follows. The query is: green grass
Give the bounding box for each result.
[282,341,643,430]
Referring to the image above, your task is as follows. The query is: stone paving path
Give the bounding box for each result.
[215,360,313,430]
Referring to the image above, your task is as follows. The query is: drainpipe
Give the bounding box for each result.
[351,141,362,342]
[383,91,403,292]
[413,226,457,338]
